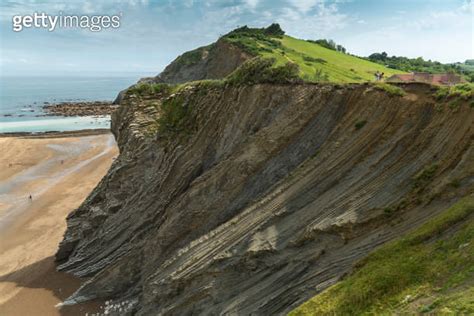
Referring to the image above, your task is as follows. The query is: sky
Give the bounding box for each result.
[0,0,472,77]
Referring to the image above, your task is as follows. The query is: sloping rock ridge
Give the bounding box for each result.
[154,39,253,84]
[113,39,252,104]
[57,83,474,315]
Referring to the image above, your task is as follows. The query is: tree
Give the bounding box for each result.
[336,44,347,54]
[264,23,285,36]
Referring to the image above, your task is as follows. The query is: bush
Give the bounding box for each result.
[226,57,301,85]
[302,68,329,82]
[434,86,450,100]
[450,83,474,99]
[264,23,285,36]
[412,164,438,193]
[302,55,326,64]
[355,120,367,130]
[223,30,282,56]
[434,83,474,101]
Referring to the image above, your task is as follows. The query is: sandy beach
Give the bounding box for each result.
[0,131,118,315]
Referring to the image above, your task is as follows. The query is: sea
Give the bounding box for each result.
[0,75,151,133]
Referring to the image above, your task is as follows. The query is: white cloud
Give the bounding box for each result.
[244,0,260,9]
[277,1,347,38]
[287,0,321,13]
[342,2,472,63]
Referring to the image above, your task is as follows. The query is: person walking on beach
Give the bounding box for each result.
[29,194,32,201]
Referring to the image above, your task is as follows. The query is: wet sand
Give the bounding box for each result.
[0,132,118,315]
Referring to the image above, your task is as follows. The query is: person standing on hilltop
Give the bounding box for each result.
[374,71,380,81]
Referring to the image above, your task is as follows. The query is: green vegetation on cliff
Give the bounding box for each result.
[435,83,474,100]
[226,57,300,85]
[290,196,474,315]
[222,25,403,83]
[373,83,406,97]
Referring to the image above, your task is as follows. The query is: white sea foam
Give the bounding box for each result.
[0,116,111,133]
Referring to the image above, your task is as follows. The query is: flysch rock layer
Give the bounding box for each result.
[57,82,474,315]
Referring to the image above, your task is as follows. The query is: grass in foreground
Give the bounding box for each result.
[290,195,474,316]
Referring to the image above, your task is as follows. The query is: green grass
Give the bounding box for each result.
[174,45,211,66]
[127,82,173,96]
[157,95,194,138]
[226,57,301,85]
[435,83,474,101]
[224,34,405,83]
[373,83,406,97]
[289,195,474,316]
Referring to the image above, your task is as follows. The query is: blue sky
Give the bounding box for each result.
[0,0,472,77]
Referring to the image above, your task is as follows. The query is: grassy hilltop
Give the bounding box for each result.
[222,25,404,83]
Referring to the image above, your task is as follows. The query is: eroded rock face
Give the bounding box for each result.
[57,83,474,315]
[113,39,251,105]
[155,39,253,84]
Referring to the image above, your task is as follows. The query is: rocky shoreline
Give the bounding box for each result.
[43,101,117,117]
[0,128,111,138]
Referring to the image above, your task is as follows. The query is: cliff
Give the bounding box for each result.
[113,39,252,105]
[154,39,253,84]
[113,24,403,104]
[56,81,474,314]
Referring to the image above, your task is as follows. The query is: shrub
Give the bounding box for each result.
[302,55,327,64]
[383,207,394,217]
[434,86,450,100]
[264,23,285,36]
[435,83,474,100]
[226,57,301,85]
[302,68,329,82]
[412,164,438,193]
[355,120,367,130]
[450,83,474,99]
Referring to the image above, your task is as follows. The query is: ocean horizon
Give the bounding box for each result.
[0,74,152,133]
